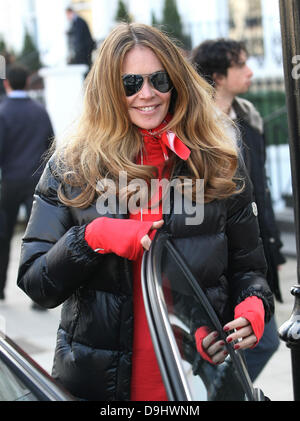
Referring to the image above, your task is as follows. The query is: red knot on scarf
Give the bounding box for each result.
[139,114,191,161]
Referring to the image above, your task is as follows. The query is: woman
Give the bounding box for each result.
[17,23,273,401]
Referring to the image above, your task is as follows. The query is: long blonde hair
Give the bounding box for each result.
[53,22,241,208]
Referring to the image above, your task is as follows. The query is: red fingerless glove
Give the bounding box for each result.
[194,326,215,364]
[84,217,154,261]
[234,296,265,348]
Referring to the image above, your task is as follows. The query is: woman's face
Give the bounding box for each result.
[122,46,172,130]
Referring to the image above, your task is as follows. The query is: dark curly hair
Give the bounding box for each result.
[190,39,248,85]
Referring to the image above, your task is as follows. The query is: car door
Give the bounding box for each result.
[141,231,266,401]
[0,334,74,401]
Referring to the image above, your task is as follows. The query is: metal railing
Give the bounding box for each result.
[241,78,292,210]
[263,105,292,210]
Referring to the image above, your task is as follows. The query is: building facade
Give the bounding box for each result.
[0,0,283,78]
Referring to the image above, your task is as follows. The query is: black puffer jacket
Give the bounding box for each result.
[233,98,286,301]
[17,157,274,401]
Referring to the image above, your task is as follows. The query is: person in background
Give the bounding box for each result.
[0,64,54,305]
[191,38,285,382]
[17,23,273,401]
[66,6,95,70]
[0,51,14,103]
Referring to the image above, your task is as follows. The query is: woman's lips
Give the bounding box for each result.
[135,105,159,113]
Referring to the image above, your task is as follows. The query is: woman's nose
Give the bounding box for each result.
[139,78,155,98]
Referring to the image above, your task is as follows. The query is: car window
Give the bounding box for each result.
[0,335,75,401]
[142,233,255,401]
[0,358,38,401]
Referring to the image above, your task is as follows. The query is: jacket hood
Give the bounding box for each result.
[233,97,264,135]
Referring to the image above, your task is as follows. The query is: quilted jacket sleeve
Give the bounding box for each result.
[225,162,274,322]
[17,159,103,308]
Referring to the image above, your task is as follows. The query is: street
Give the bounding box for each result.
[0,224,296,401]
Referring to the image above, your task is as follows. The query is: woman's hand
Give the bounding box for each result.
[140,220,164,250]
[224,317,257,350]
[85,217,162,260]
[198,297,264,365]
[201,331,228,364]
[200,317,257,365]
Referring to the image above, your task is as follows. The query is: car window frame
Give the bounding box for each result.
[141,231,258,401]
[0,334,75,401]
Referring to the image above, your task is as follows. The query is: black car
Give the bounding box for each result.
[0,333,74,401]
[0,230,266,402]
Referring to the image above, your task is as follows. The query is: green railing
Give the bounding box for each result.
[241,87,288,146]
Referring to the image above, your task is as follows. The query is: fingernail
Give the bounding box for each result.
[226,337,233,343]
[223,326,229,332]
[234,344,240,350]
[223,350,228,356]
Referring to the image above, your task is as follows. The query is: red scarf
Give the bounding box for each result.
[139,114,191,162]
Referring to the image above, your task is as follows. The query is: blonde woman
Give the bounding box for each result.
[17,23,273,401]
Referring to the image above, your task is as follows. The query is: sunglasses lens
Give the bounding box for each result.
[122,72,173,96]
[122,74,144,96]
[151,72,173,93]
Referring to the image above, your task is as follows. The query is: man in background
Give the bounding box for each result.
[0,64,54,305]
[191,39,286,382]
[66,6,95,70]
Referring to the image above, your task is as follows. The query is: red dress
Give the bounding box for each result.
[130,131,170,401]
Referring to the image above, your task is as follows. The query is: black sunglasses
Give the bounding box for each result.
[122,71,173,97]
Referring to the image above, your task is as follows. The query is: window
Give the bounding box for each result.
[0,336,74,401]
[0,357,38,401]
[229,0,264,58]
[142,232,263,401]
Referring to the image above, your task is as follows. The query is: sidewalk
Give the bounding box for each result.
[0,226,297,401]
[0,227,61,373]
